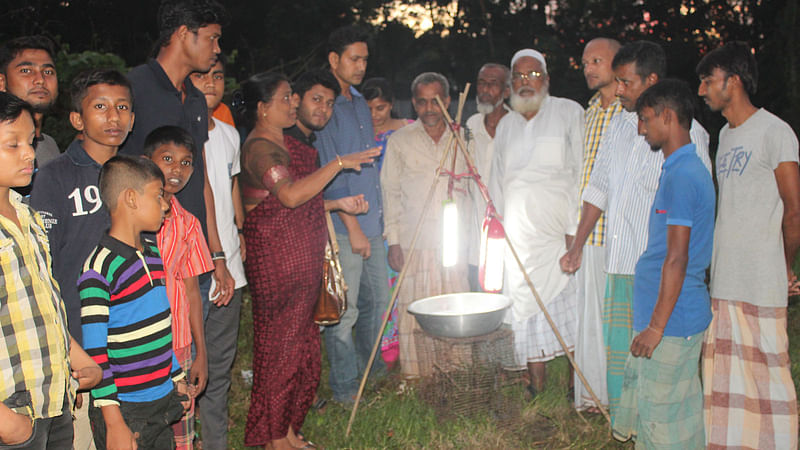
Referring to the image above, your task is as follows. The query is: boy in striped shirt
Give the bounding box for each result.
[80,155,190,450]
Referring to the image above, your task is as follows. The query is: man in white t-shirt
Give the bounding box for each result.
[697,41,800,449]
[189,56,247,450]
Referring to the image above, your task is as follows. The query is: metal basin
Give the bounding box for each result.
[408,292,512,338]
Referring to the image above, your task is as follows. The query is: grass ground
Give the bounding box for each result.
[219,291,800,449]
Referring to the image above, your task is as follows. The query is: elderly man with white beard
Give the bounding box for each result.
[489,49,584,397]
[465,63,510,290]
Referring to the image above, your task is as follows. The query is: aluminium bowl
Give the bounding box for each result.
[407,292,512,339]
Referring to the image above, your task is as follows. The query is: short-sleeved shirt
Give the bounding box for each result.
[314,86,383,238]
[157,196,213,350]
[0,191,73,419]
[205,118,246,289]
[633,144,715,337]
[710,108,800,307]
[30,140,110,343]
[121,59,210,236]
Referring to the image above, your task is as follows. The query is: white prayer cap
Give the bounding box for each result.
[510,49,547,74]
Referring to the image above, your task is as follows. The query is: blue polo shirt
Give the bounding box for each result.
[633,143,715,337]
[314,86,383,238]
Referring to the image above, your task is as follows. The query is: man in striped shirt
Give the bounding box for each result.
[80,156,189,449]
[560,41,711,424]
[570,37,622,413]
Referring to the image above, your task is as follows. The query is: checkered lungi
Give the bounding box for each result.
[509,277,577,366]
[171,345,194,450]
[603,273,634,425]
[613,330,705,449]
[703,298,798,449]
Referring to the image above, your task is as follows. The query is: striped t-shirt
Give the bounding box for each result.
[79,234,184,407]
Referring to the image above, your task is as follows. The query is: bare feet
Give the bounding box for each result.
[269,437,294,450]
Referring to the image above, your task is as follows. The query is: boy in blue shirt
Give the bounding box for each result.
[612,79,715,449]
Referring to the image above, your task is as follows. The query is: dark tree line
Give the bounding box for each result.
[2,0,797,148]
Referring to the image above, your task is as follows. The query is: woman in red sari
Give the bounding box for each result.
[238,72,378,449]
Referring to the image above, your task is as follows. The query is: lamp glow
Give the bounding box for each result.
[479,210,505,292]
[442,199,459,267]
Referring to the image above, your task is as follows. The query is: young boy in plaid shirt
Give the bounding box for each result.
[0,91,101,448]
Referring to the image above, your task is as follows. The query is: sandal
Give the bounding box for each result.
[311,396,327,411]
[295,432,318,449]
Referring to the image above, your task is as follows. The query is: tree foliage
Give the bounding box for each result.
[2,0,797,139]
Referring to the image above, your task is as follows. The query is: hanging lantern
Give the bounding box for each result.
[479,206,505,292]
[442,199,459,267]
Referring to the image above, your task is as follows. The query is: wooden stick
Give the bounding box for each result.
[433,95,611,424]
[346,129,457,436]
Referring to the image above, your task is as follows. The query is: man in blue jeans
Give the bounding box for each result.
[314,25,389,404]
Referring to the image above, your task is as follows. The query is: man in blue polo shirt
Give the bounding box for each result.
[611,79,715,449]
[315,25,388,405]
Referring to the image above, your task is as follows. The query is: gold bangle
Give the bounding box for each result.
[336,155,343,169]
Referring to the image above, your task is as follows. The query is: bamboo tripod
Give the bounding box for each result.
[345,86,609,436]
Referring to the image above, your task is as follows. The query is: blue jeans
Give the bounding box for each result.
[0,393,72,449]
[323,234,390,402]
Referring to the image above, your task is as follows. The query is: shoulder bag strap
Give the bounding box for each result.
[325,211,340,255]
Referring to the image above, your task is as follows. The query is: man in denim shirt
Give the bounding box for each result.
[314,26,388,404]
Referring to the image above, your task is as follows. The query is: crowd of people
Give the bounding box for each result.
[0,0,798,449]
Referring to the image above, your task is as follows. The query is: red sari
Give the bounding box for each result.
[243,135,326,445]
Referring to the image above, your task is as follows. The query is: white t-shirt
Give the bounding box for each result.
[710,108,799,307]
[205,118,247,289]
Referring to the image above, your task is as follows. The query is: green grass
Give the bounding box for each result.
[218,288,800,449]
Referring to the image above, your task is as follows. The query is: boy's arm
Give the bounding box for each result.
[100,405,138,450]
[202,149,234,304]
[0,403,33,445]
[231,175,246,263]
[69,335,102,391]
[80,267,138,448]
[78,269,119,406]
[185,276,207,395]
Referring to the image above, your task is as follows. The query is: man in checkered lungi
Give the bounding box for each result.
[697,42,800,449]
[611,79,715,449]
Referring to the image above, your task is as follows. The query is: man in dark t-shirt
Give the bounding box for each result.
[120,0,234,303]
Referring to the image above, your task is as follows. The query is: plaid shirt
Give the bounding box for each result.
[157,196,213,350]
[0,191,73,419]
[581,93,623,246]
